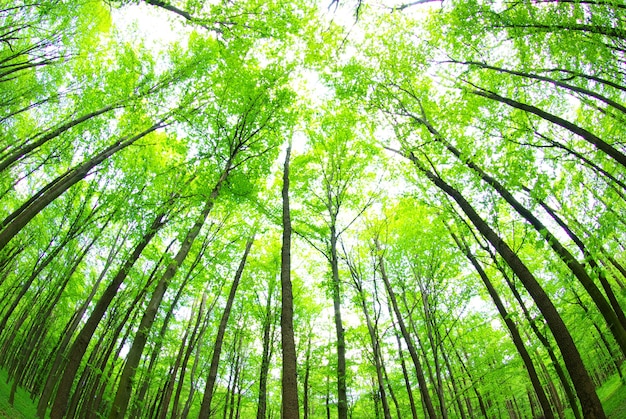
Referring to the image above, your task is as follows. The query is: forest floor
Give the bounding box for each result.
[1,368,626,418]
[600,374,626,418]
[0,369,37,418]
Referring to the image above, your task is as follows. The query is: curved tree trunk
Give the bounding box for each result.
[400,106,626,357]
[346,257,392,419]
[472,88,626,168]
[0,120,165,251]
[450,231,554,419]
[400,148,605,418]
[48,211,168,418]
[109,167,231,419]
[330,224,348,419]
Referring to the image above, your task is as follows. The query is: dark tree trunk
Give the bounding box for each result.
[303,333,312,419]
[109,164,231,419]
[197,235,255,418]
[403,108,626,357]
[36,226,127,415]
[330,224,348,419]
[0,102,121,173]
[49,211,167,418]
[171,294,208,419]
[346,257,391,419]
[131,238,209,419]
[257,277,276,419]
[450,231,554,419]
[0,120,165,251]
[280,142,300,419]
[455,60,626,115]
[400,149,605,418]
[472,88,626,168]
[388,304,419,419]
[485,244,583,419]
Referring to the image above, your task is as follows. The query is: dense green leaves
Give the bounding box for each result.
[1,1,626,418]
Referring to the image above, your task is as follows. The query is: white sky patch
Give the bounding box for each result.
[110,2,190,53]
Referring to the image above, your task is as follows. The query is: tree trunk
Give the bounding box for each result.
[472,88,626,168]
[450,231,554,419]
[388,303,419,419]
[406,110,626,357]
[171,293,208,419]
[330,223,348,419]
[131,238,209,419]
[346,257,391,419]
[257,276,276,419]
[197,235,255,418]
[456,60,626,115]
[36,225,127,415]
[0,120,165,251]
[401,149,605,418]
[49,211,167,418]
[280,142,300,419]
[0,101,121,173]
[377,244,438,419]
[485,243,583,419]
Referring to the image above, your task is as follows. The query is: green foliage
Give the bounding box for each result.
[1,1,625,418]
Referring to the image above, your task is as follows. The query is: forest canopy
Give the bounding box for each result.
[1,0,626,418]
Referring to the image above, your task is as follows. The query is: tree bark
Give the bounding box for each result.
[257,276,276,419]
[280,142,300,419]
[402,107,626,356]
[472,88,626,168]
[346,256,391,419]
[330,223,348,419]
[377,243,438,419]
[49,211,167,418]
[0,102,121,173]
[450,231,554,419]
[0,120,165,251]
[197,235,255,418]
[400,149,605,418]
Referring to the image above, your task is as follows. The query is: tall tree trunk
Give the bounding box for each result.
[0,120,166,251]
[0,197,98,339]
[171,293,208,419]
[330,223,348,419]
[0,101,122,173]
[403,107,626,357]
[399,148,605,418]
[345,257,391,419]
[536,197,626,333]
[36,225,127,415]
[377,244,438,419]
[455,60,626,115]
[388,303,419,419]
[280,142,300,419]
[415,273,447,419]
[472,88,626,168]
[486,244,583,419]
[131,238,209,419]
[7,215,105,406]
[303,333,312,419]
[49,211,168,418]
[450,231,554,419]
[108,167,231,419]
[197,235,255,418]
[257,276,276,419]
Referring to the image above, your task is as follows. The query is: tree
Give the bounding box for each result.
[2,1,626,418]
[280,141,300,419]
